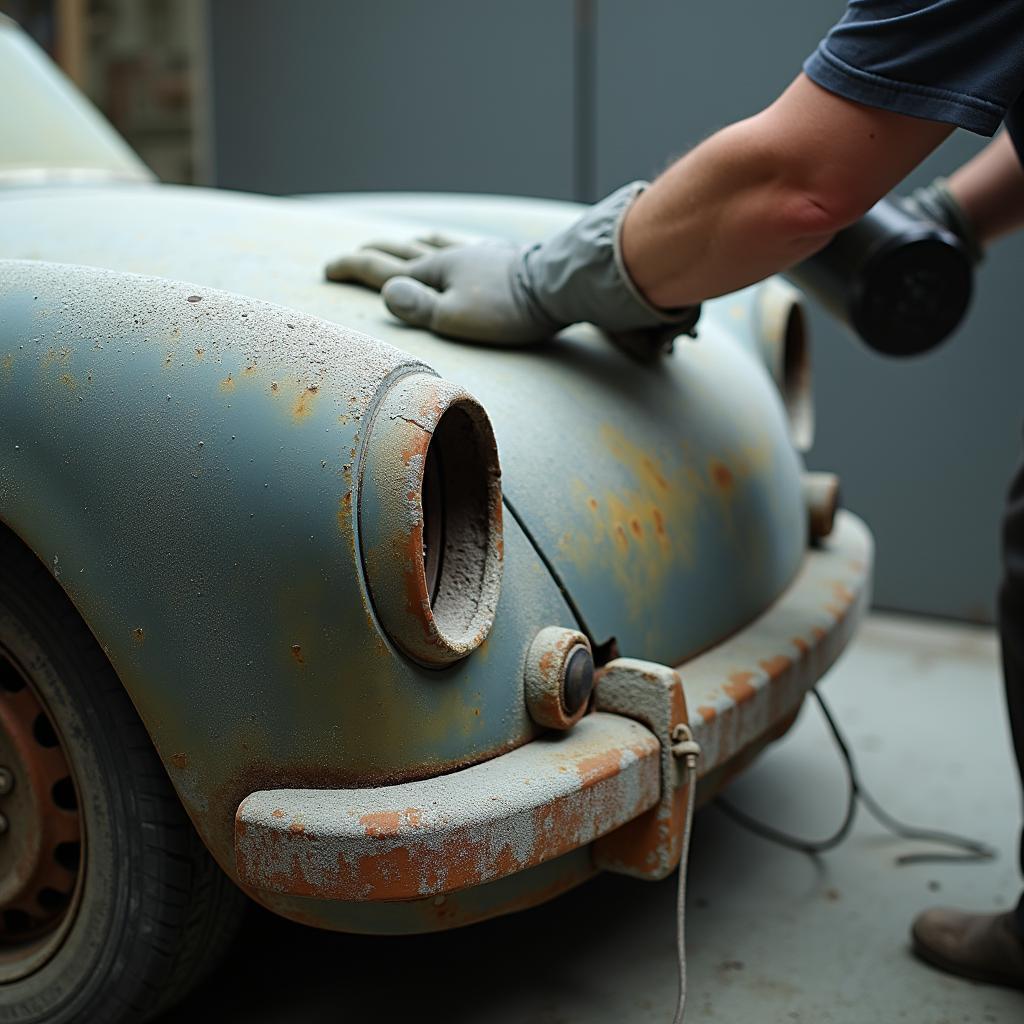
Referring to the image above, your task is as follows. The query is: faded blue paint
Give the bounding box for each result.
[0,261,578,877]
[0,186,806,665]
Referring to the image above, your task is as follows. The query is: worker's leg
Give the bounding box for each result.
[910,456,1024,989]
[998,456,1024,938]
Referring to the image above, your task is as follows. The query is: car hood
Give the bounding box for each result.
[0,184,806,666]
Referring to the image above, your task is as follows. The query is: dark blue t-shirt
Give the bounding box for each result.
[804,0,1024,158]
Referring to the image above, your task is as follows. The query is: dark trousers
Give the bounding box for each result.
[998,456,1024,936]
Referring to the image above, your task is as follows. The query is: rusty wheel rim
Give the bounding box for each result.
[0,645,84,980]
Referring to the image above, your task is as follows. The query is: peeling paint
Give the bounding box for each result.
[235,714,660,901]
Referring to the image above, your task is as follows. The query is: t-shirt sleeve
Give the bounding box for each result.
[804,0,1024,136]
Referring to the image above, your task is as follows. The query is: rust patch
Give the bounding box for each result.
[290,644,305,666]
[359,811,401,837]
[792,636,809,654]
[336,491,353,541]
[271,808,286,819]
[652,507,667,541]
[723,672,756,703]
[41,346,72,370]
[288,820,305,835]
[759,655,791,680]
[697,705,717,721]
[399,523,430,625]
[219,374,236,393]
[709,459,734,491]
[131,627,145,645]
[594,784,688,878]
[629,517,643,539]
[642,458,669,492]
[588,497,599,511]
[614,523,628,551]
[576,748,624,787]
[169,752,189,770]
[292,385,320,421]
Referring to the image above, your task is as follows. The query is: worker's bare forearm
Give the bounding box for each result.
[621,74,954,309]
[948,131,1024,245]
[621,118,839,307]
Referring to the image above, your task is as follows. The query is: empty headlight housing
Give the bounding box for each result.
[359,372,503,667]
[757,278,814,452]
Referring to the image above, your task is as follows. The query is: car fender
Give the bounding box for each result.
[0,259,580,875]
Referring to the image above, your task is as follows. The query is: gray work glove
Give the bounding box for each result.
[325,181,700,359]
[902,177,984,264]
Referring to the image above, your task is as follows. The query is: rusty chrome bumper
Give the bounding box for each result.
[235,511,871,902]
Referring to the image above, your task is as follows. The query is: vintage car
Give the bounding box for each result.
[0,16,871,1023]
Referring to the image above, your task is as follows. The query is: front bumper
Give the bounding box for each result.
[235,511,872,901]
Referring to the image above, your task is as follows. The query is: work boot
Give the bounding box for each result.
[911,907,1024,990]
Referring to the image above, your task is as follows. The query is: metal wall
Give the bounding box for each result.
[208,0,1024,622]
[207,0,578,199]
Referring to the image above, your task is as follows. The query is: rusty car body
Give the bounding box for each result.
[0,16,872,1020]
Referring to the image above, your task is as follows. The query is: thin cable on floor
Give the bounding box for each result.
[670,724,701,1024]
[714,687,996,864]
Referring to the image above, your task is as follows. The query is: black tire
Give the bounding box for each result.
[0,526,247,1023]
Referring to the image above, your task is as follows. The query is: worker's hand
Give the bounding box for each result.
[324,182,701,358]
[325,237,560,346]
[902,178,984,263]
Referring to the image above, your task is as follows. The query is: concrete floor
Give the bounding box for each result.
[165,614,1024,1023]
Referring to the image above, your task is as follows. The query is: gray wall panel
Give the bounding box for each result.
[208,0,1024,621]
[208,0,577,198]
[595,1,1024,622]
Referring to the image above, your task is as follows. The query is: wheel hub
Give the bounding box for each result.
[0,649,82,950]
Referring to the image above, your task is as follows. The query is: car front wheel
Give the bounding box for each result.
[0,527,246,1023]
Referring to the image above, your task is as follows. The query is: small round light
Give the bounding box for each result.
[525,627,593,730]
[562,645,594,715]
